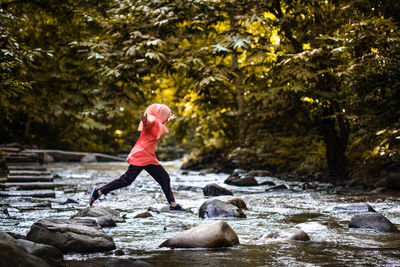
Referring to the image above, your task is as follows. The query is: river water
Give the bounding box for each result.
[1,160,399,266]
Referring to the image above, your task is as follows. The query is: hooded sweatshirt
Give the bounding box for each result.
[127,103,172,166]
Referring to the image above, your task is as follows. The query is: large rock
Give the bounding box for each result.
[203,183,233,196]
[159,220,239,248]
[16,239,65,267]
[333,204,376,212]
[349,212,398,232]
[257,228,310,242]
[0,240,50,267]
[27,218,116,253]
[199,199,246,219]
[71,206,123,227]
[224,172,258,186]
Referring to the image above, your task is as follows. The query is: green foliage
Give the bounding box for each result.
[1,0,399,178]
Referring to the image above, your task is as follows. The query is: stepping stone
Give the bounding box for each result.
[5,182,55,190]
[8,170,51,176]
[0,190,55,198]
[6,176,53,182]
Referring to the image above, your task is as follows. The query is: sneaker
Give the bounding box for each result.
[89,187,100,207]
[169,204,187,212]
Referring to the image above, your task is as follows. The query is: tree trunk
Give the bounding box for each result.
[231,51,245,146]
[321,102,350,180]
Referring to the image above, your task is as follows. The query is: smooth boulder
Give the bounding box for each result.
[27,218,116,253]
[0,240,50,267]
[71,206,123,227]
[349,212,398,232]
[199,199,246,219]
[258,228,310,242]
[159,220,239,248]
[203,183,233,196]
[16,239,65,267]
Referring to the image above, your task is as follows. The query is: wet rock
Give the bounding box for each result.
[199,199,246,219]
[181,171,189,175]
[61,198,79,205]
[27,218,116,253]
[203,183,233,196]
[159,220,239,248]
[302,182,318,190]
[71,206,123,227]
[104,258,153,267]
[333,204,376,212]
[283,213,324,224]
[257,179,276,186]
[0,230,18,244]
[163,223,186,231]
[16,239,65,267]
[224,172,258,186]
[134,212,153,218]
[226,198,248,210]
[258,228,310,242]
[113,249,125,256]
[0,240,50,267]
[265,184,289,192]
[247,170,272,177]
[349,212,399,232]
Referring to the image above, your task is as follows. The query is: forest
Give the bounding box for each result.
[1,0,400,185]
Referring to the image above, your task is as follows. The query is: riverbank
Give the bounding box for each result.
[180,149,400,192]
[1,161,399,266]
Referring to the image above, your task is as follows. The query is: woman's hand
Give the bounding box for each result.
[166,114,176,124]
[141,113,148,127]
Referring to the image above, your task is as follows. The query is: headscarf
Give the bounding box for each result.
[138,103,172,139]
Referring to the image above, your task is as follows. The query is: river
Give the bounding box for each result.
[1,160,399,266]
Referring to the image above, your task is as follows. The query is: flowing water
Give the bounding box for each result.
[1,160,399,266]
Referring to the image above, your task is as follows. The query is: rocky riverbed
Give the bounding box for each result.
[1,160,399,266]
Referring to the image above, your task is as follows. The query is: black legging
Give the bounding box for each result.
[99,164,175,204]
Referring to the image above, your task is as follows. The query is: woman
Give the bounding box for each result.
[89,103,186,211]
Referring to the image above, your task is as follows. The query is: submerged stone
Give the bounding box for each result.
[258,228,310,242]
[159,220,239,248]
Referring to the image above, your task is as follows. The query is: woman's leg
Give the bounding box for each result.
[144,164,175,204]
[99,165,143,196]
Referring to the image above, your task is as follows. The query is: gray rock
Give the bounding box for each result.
[349,212,398,232]
[16,239,65,267]
[199,199,246,219]
[27,218,116,253]
[71,206,123,227]
[265,184,289,192]
[258,228,310,242]
[104,258,153,267]
[333,204,376,212]
[0,240,50,267]
[224,173,258,186]
[203,183,233,196]
[159,220,239,248]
